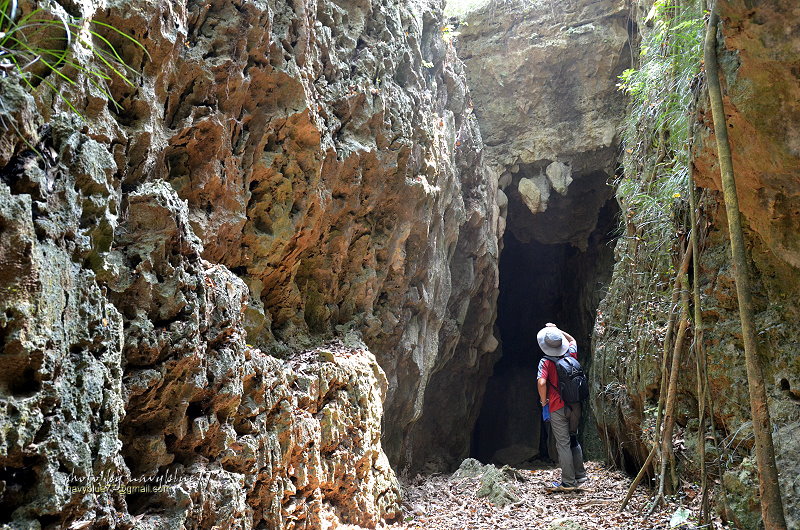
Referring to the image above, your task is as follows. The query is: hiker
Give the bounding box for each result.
[537,323,587,491]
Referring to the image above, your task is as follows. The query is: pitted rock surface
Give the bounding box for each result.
[0,159,400,527]
[0,0,499,526]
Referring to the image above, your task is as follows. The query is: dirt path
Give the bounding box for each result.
[383,461,724,529]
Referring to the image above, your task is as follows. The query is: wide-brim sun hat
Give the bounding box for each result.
[537,327,569,357]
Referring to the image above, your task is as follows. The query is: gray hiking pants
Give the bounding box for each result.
[550,403,586,487]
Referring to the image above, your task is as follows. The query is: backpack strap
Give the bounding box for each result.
[543,355,565,393]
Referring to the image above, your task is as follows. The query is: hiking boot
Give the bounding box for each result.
[549,482,578,492]
[577,476,589,485]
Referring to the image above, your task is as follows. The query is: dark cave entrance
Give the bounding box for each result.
[470,166,619,465]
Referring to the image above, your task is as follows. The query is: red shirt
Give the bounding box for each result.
[537,343,578,413]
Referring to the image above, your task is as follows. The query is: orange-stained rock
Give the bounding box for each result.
[0,0,498,526]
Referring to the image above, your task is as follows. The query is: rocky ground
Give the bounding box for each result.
[344,460,726,529]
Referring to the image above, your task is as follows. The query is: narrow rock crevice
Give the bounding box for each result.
[452,0,630,472]
[471,183,618,466]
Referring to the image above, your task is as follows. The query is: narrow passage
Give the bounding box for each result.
[471,168,619,466]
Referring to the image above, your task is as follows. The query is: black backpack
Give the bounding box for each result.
[546,355,589,403]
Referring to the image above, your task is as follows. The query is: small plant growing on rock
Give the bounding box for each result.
[610,0,706,338]
[0,0,147,135]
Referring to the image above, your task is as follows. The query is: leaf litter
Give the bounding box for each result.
[351,460,726,529]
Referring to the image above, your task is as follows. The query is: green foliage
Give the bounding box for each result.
[616,0,704,235]
[616,0,704,260]
[0,0,147,121]
[607,0,705,373]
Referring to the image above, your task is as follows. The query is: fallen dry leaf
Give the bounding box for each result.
[374,461,729,530]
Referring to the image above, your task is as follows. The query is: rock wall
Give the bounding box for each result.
[593,1,800,527]
[0,0,500,525]
[0,139,399,527]
[456,0,630,208]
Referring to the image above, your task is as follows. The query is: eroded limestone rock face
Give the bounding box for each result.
[457,0,629,168]
[456,0,630,247]
[103,0,499,473]
[686,4,800,523]
[0,0,500,525]
[0,150,399,527]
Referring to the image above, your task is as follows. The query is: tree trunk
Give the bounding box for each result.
[659,276,690,496]
[619,444,656,512]
[688,115,709,523]
[704,6,787,528]
[690,200,709,522]
[656,245,693,438]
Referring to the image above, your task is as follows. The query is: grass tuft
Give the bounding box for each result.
[0,0,147,140]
